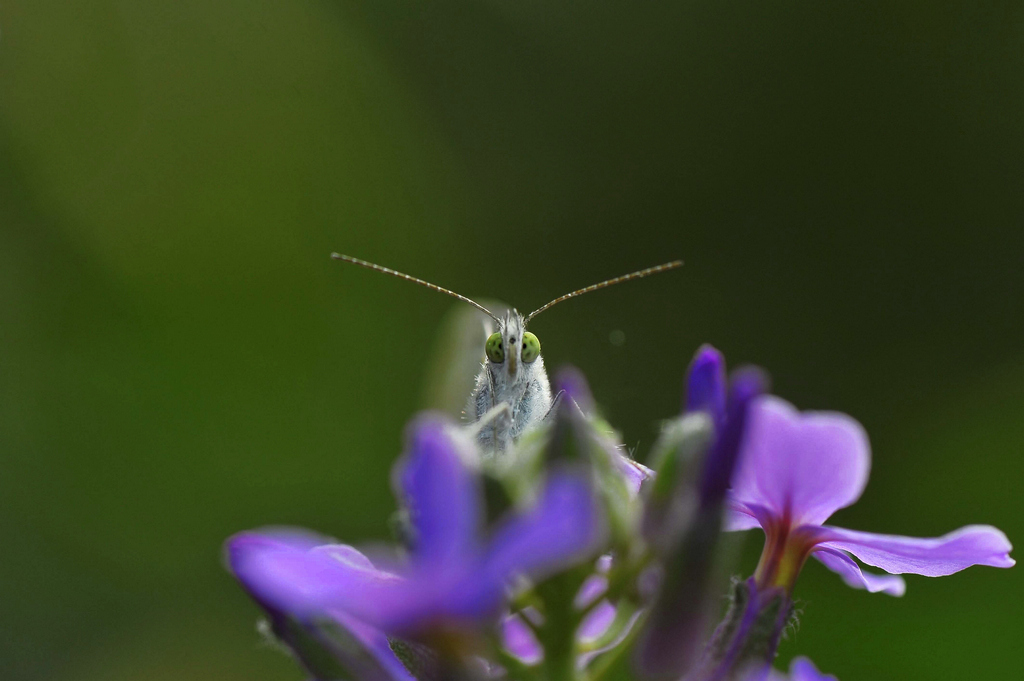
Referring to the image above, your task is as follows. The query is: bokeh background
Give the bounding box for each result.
[1,1,1021,679]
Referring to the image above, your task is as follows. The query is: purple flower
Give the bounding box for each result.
[690,348,766,510]
[684,343,728,430]
[227,415,605,661]
[779,657,838,681]
[227,531,416,681]
[727,395,1014,595]
[756,657,837,681]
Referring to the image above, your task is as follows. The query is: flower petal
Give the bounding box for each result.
[788,657,839,681]
[577,603,643,670]
[726,513,762,531]
[323,610,417,681]
[725,504,764,531]
[482,471,605,586]
[394,416,482,569]
[501,614,542,664]
[229,531,481,632]
[226,530,400,620]
[574,572,609,609]
[578,600,616,642]
[812,547,906,596]
[750,657,838,681]
[730,396,870,526]
[614,454,653,497]
[700,368,767,506]
[817,524,1015,576]
[555,365,596,414]
[685,344,727,427]
[226,532,414,680]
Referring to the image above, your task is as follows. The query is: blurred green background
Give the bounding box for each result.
[1,1,1021,679]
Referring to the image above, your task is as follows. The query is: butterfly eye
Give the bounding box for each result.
[485,332,505,363]
[521,332,541,363]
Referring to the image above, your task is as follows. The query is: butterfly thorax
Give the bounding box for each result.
[467,310,552,452]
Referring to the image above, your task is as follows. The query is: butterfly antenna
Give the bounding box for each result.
[331,253,502,325]
[525,260,684,324]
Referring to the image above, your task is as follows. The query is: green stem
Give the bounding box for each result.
[534,571,587,681]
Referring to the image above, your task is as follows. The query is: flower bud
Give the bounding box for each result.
[634,352,767,680]
[692,578,794,681]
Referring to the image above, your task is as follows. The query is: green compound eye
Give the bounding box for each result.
[485,332,504,363]
[521,332,541,363]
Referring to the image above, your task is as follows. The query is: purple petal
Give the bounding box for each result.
[685,344,727,426]
[788,657,838,681]
[573,555,614,611]
[575,573,609,609]
[578,600,616,641]
[326,610,417,681]
[725,505,763,531]
[226,531,400,621]
[812,548,906,596]
[754,657,838,681]
[730,396,870,527]
[227,527,327,558]
[577,606,644,671]
[817,524,1015,576]
[377,473,606,629]
[227,532,415,679]
[229,533,486,632]
[555,365,595,414]
[482,472,605,586]
[394,416,482,569]
[614,453,653,497]
[501,614,542,664]
[700,368,766,506]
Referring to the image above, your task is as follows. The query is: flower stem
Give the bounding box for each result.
[535,570,588,681]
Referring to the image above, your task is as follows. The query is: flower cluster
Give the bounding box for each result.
[225,345,1013,681]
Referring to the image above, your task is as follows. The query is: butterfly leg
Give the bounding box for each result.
[467,402,513,456]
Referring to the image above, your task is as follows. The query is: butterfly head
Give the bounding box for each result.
[485,311,541,379]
